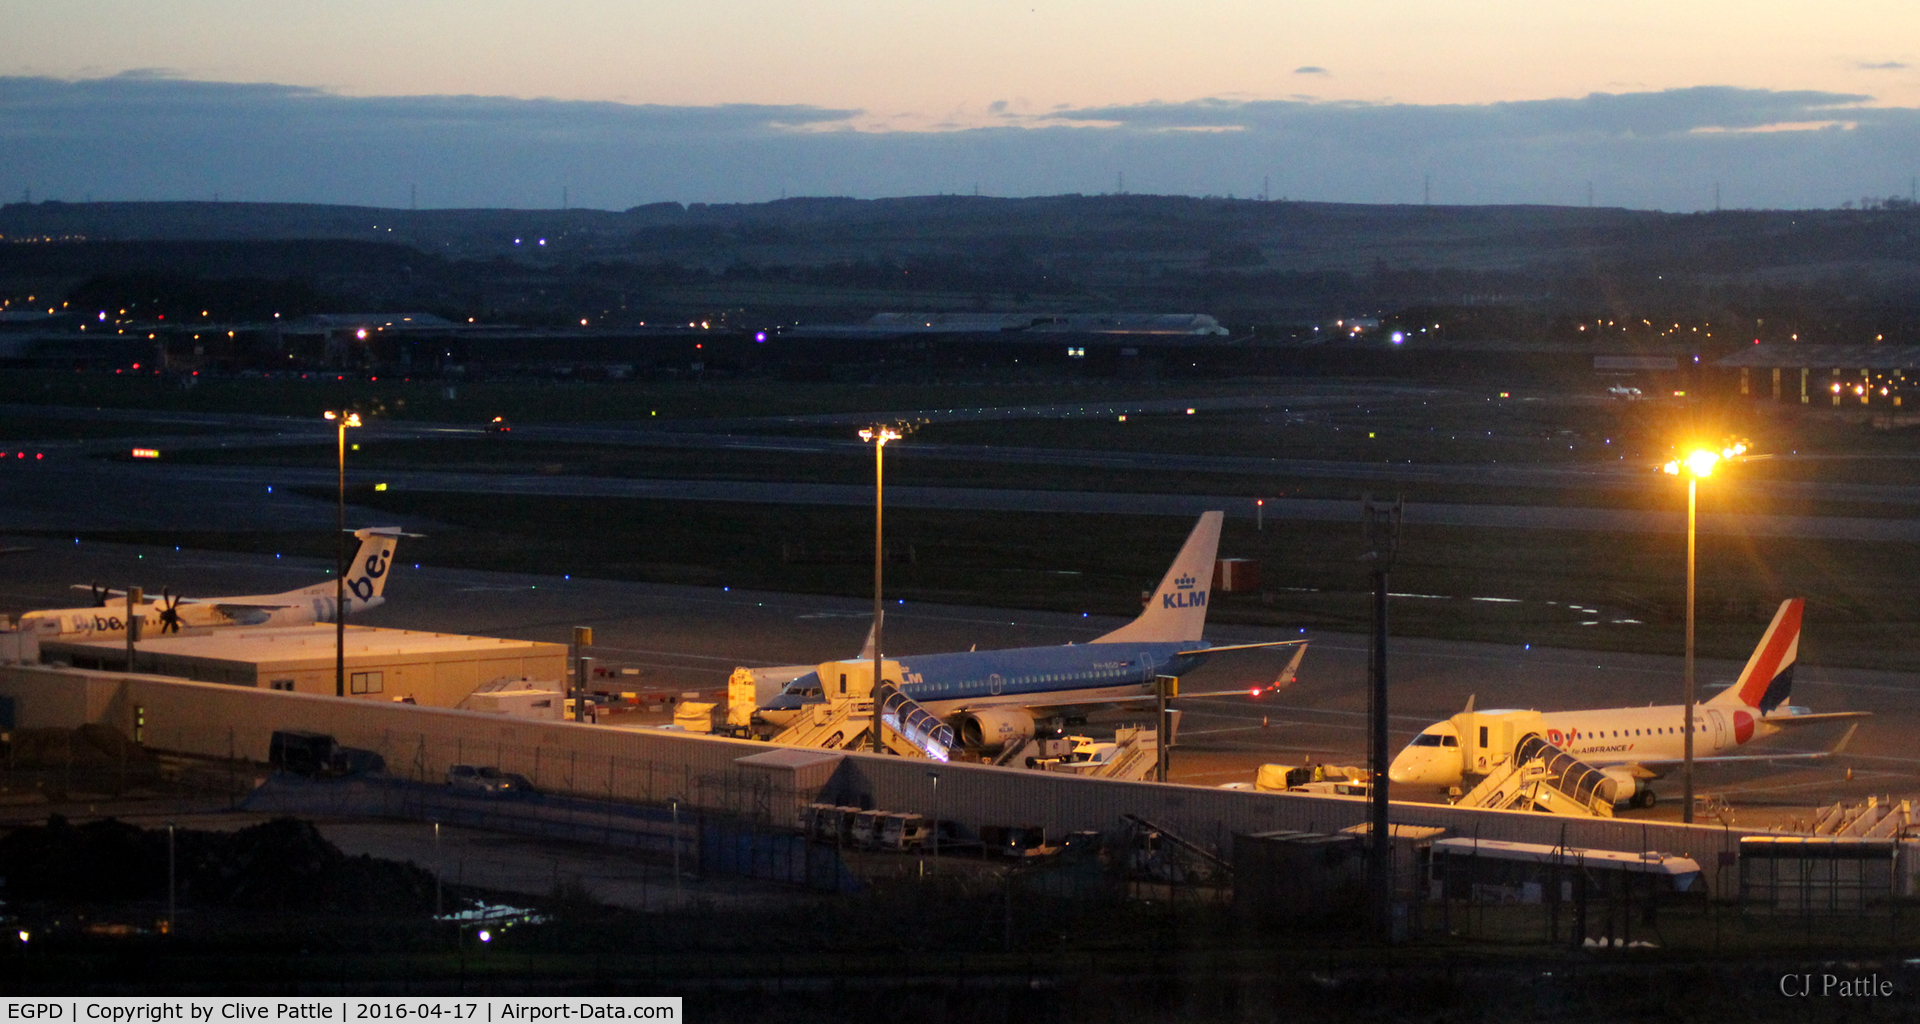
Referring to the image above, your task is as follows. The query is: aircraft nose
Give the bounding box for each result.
[1387,749,1448,787]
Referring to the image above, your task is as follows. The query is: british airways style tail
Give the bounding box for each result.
[1709,597,1802,714]
[1092,511,1222,645]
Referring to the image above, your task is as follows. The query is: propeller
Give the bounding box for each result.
[157,589,184,634]
[89,583,110,607]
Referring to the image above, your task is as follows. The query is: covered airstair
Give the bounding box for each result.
[1455,734,1618,818]
[768,689,953,760]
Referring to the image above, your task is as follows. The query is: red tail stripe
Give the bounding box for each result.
[1738,599,1802,707]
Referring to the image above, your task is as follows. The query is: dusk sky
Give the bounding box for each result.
[3,1,1918,210]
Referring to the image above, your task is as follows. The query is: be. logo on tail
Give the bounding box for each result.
[347,551,389,601]
[1163,574,1207,609]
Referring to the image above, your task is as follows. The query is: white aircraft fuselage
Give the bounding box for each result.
[17,528,407,641]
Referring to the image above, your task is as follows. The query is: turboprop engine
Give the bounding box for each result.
[954,708,1036,753]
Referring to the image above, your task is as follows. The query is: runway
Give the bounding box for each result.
[10,453,1920,541]
[4,534,1912,828]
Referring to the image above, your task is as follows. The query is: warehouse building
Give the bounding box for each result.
[40,624,565,708]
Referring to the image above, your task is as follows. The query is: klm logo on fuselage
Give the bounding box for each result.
[1163,576,1207,610]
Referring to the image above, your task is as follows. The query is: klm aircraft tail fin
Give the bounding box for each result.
[1093,511,1223,645]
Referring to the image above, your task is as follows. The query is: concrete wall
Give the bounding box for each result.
[0,664,1767,897]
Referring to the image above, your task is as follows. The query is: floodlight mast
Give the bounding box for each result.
[1662,441,1745,823]
[860,426,901,754]
[325,410,361,697]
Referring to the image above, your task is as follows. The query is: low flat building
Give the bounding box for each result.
[41,625,565,708]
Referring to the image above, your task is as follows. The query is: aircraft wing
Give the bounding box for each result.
[1175,639,1308,657]
[966,645,1309,714]
[1760,712,1872,725]
[1632,721,1863,774]
[1633,751,1845,772]
[211,602,300,613]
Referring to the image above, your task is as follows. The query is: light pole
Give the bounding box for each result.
[324,410,361,697]
[859,425,901,754]
[1663,443,1742,823]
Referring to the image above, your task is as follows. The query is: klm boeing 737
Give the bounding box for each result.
[756,512,1305,753]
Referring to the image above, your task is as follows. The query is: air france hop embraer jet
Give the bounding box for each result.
[1387,598,1867,808]
[756,511,1307,752]
[17,527,413,640]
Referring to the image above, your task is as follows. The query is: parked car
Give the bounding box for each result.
[446,764,528,795]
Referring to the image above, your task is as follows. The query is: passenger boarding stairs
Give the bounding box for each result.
[1810,796,1913,838]
[1455,734,1617,818]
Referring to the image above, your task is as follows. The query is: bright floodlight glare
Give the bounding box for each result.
[1685,449,1719,478]
[323,411,336,420]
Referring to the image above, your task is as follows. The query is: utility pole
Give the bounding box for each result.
[572,626,593,721]
[125,586,142,672]
[1155,675,1178,782]
[1361,493,1403,938]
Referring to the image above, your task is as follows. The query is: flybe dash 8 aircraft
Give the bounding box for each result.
[756,511,1307,752]
[17,527,413,641]
[1387,598,1867,808]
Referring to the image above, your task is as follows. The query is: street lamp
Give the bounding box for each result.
[859,425,901,754]
[325,410,362,697]
[1663,441,1745,823]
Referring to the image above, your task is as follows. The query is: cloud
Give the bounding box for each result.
[1,75,1916,210]
[1048,87,1875,137]
[1294,66,1329,76]
[1856,61,1910,70]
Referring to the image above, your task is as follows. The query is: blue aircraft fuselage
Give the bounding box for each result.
[761,640,1209,716]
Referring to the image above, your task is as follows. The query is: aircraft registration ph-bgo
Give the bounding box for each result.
[17,527,413,641]
[1388,598,1868,808]
[755,511,1307,753]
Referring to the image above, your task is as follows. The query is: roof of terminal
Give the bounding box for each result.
[45,624,562,662]
[1716,344,1920,369]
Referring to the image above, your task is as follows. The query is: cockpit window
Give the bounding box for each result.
[1441,735,1457,747]
[1411,734,1443,747]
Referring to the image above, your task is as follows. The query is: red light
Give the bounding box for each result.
[371,376,378,381]
[35,453,42,460]
[132,363,140,370]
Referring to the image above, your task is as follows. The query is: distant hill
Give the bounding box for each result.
[3,197,1918,329]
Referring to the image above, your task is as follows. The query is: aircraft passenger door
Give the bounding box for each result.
[1706,709,1727,752]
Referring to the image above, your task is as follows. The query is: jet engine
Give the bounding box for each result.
[1598,767,1655,808]
[954,708,1036,753]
